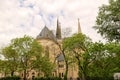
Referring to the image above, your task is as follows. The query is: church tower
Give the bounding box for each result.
[56,19,61,39]
[78,18,82,33]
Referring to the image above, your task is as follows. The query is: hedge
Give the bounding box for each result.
[34,77,62,80]
[0,76,20,80]
[86,77,114,80]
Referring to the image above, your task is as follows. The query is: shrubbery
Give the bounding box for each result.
[34,77,62,80]
[86,77,114,80]
[0,76,20,80]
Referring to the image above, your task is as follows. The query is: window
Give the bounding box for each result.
[32,72,35,76]
[62,73,64,77]
[21,73,23,77]
[59,73,61,77]
[58,64,64,68]
[38,73,40,76]
[52,73,54,77]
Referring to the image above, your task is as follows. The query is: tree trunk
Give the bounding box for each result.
[78,60,82,79]
[76,57,87,80]
[23,56,28,80]
[38,69,41,77]
[64,67,68,80]
[57,42,69,80]
[23,69,26,80]
[77,61,87,80]
[11,71,14,76]
[82,73,86,80]
[63,51,68,80]
[4,72,7,77]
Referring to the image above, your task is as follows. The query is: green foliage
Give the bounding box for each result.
[63,33,120,79]
[63,33,89,51]
[88,42,120,78]
[0,45,19,76]
[34,77,62,80]
[1,32,120,80]
[31,39,43,57]
[40,57,54,77]
[31,41,54,77]
[0,60,10,76]
[86,76,114,80]
[32,56,54,77]
[0,76,20,80]
[0,35,54,79]
[2,45,18,59]
[94,0,120,41]
[63,33,93,80]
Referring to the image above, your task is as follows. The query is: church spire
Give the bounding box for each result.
[78,18,82,33]
[56,18,61,39]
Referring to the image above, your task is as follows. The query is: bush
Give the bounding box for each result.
[0,76,21,80]
[86,76,114,80]
[34,77,62,80]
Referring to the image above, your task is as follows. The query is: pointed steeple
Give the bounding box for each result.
[78,18,82,33]
[56,18,61,39]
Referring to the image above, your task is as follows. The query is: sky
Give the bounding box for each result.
[0,0,109,47]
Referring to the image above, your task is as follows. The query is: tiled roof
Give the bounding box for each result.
[36,26,56,41]
[56,53,64,62]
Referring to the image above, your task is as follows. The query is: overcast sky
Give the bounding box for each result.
[0,0,108,47]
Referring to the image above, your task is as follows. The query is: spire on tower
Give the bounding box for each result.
[78,18,82,33]
[56,18,61,39]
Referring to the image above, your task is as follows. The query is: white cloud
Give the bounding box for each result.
[0,0,108,47]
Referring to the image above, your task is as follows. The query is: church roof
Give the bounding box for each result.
[36,26,57,41]
[56,53,64,62]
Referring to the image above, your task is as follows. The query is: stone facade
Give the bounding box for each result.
[32,19,81,79]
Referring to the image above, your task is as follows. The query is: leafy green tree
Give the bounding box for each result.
[0,60,10,77]
[30,39,54,78]
[56,38,73,80]
[89,42,111,78]
[62,39,77,80]
[63,33,93,80]
[105,42,120,72]
[1,35,55,79]
[94,0,120,41]
[11,35,43,80]
[88,42,120,79]
[0,45,19,76]
[40,57,54,77]
[32,53,54,77]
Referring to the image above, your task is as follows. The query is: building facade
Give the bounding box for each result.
[34,19,82,80]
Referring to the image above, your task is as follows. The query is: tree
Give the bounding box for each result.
[40,57,54,77]
[55,27,72,80]
[63,33,93,80]
[0,45,19,76]
[31,40,54,77]
[88,42,120,79]
[105,42,120,72]
[11,35,42,80]
[0,35,55,79]
[32,53,54,77]
[94,0,120,41]
[0,60,10,77]
[62,39,77,80]
[88,42,113,78]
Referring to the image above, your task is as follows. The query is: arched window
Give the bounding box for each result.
[59,73,61,77]
[62,73,64,77]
